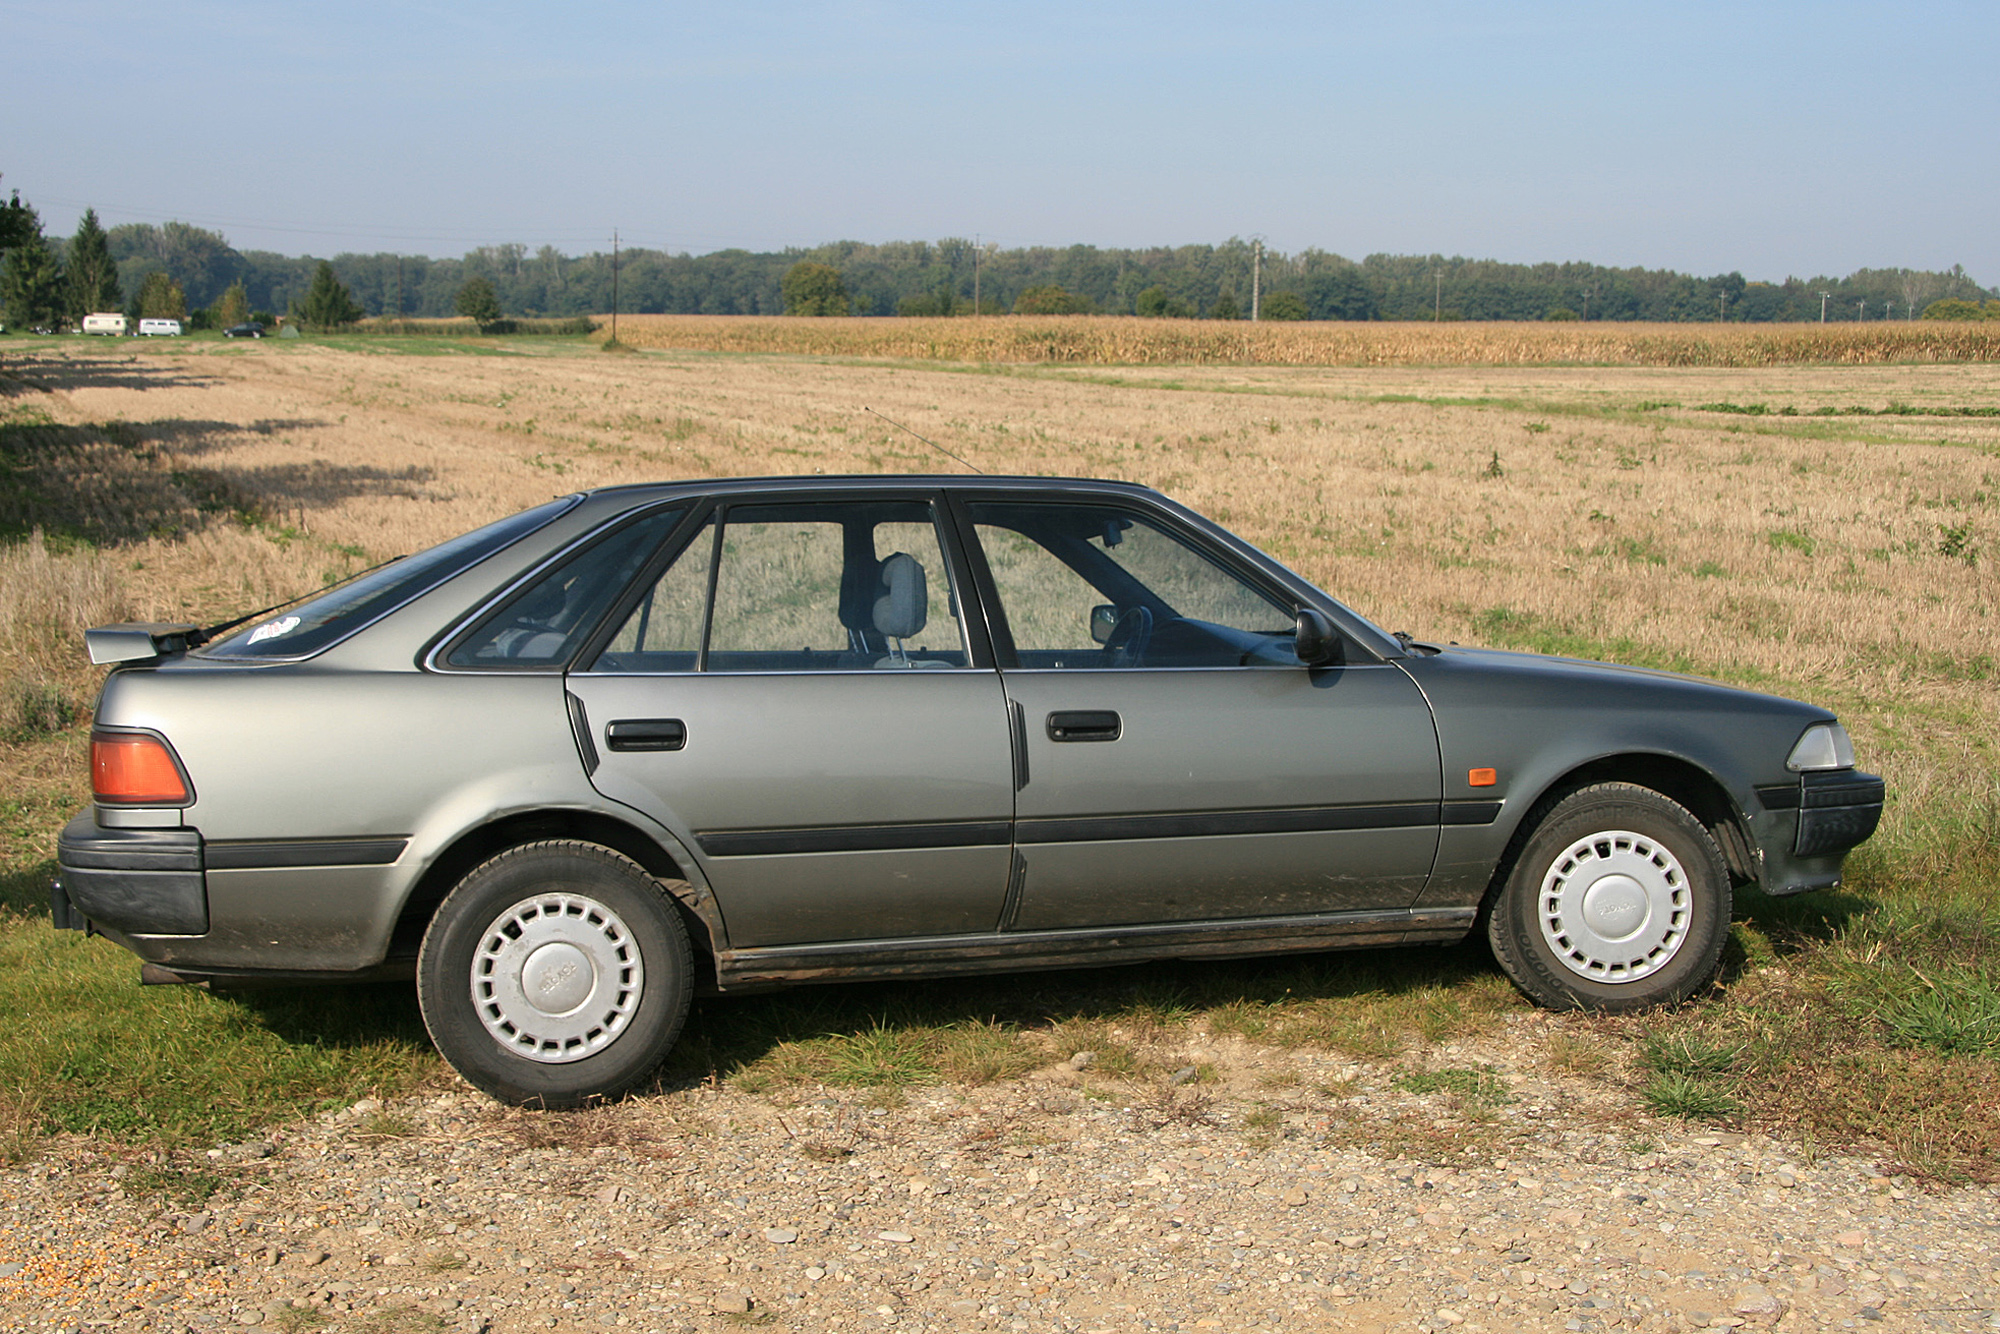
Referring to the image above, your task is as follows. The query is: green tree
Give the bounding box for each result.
[455,276,503,328]
[1207,292,1241,320]
[781,261,851,316]
[1544,306,1580,321]
[1012,284,1091,315]
[1922,298,1987,320]
[1134,286,1190,318]
[214,279,250,329]
[1,198,65,330]
[1259,291,1307,321]
[136,270,188,320]
[65,208,122,318]
[293,260,364,331]
[897,287,957,317]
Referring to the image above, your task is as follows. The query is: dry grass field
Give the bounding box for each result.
[0,329,1994,1171]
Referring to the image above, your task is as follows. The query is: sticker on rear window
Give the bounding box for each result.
[246,615,301,645]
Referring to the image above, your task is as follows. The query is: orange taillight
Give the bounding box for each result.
[92,732,189,804]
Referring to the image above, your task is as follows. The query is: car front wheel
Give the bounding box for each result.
[417,841,693,1107]
[1486,783,1731,1011]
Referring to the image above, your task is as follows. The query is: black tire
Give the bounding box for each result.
[416,840,693,1108]
[1486,783,1731,1012]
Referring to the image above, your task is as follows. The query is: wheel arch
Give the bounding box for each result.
[1479,752,1757,919]
[390,808,723,979]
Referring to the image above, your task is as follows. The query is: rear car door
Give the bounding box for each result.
[958,496,1442,931]
[563,494,1016,948]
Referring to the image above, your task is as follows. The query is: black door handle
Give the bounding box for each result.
[605,718,686,752]
[1046,710,1121,742]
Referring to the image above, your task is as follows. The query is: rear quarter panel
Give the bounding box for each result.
[95,665,595,970]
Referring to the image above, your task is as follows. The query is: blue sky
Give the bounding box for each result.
[6,1,1996,282]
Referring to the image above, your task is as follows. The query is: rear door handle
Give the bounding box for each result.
[605,718,687,752]
[1046,710,1121,742]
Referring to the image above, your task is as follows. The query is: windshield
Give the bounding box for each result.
[198,497,579,660]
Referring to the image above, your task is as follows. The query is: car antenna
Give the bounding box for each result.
[189,552,409,646]
[864,407,984,474]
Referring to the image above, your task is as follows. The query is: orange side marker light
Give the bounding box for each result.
[1468,767,1497,788]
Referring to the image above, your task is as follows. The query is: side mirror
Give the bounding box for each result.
[1294,608,1339,666]
[1089,604,1120,645]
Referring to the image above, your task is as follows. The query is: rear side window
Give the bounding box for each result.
[199,497,580,660]
[444,505,688,668]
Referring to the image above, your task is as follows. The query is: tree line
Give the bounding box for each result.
[4,178,1994,329]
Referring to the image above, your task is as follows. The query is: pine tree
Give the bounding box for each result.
[65,207,122,319]
[293,260,363,331]
[1,199,65,330]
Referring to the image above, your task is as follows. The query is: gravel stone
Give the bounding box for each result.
[2,1033,1997,1333]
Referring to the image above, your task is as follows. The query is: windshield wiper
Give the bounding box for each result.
[190,553,407,647]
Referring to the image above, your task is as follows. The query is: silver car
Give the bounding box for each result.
[56,476,1882,1106]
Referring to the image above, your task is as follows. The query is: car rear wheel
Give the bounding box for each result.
[1486,783,1731,1011]
[417,841,692,1107]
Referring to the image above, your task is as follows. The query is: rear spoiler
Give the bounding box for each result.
[86,623,203,666]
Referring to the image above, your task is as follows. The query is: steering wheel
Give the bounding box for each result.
[1101,605,1153,668]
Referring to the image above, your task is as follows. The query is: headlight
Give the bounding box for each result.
[1787,722,1855,772]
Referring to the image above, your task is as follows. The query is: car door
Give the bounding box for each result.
[564,495,1017,949]
[958,496,1442,931]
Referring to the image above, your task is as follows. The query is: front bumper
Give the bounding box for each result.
[54,811,208,936]
[1753,769,1885,896]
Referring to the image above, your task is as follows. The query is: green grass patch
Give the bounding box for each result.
[0,916,436,1156]
[1393,1065,1512,1109]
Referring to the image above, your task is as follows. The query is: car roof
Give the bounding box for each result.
[579,474,1167,505]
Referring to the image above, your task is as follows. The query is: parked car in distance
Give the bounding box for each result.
[57,476,1883,1107]
[81,312,128,336]
[224,322,266,339]
[137,318,183,337]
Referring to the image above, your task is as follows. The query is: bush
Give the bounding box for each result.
[782,262,852,317]
[898,289,958,317]
[1259,292,1307,321]
[1544,306,1580,321]
[1922,298,1989,321]
[1013,284,1092,316]
[1135,286,1191,319]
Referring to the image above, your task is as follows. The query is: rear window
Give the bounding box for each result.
[197,497,579,660]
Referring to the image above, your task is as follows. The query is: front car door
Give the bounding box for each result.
[956,494,1443,931]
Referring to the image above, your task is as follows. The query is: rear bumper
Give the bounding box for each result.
[54,811,208,935]
[1753,770,1885,896]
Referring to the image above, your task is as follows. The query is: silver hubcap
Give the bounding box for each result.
[1537,829,1690,983]
[471,893,644,1064]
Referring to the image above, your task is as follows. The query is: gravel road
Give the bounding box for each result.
[3,1017,1996,1334]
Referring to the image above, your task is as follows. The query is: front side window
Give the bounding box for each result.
[590,500,968,672]
[967,501,1298,669]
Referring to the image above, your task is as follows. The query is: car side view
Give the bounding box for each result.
[55,476,1883,1106]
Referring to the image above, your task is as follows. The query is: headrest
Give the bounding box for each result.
[873,553,927,640]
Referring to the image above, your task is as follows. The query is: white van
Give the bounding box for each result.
[82,312,128,336]
[138,318,183,337]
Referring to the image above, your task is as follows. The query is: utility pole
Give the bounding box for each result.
[396,257,404,325]
[611,229,620,343]
[1858,300,1866,321]
[1819,291,1830,322]
[1251,240,1262,321]
[973,233,981,315]
[1434,269,1442,322]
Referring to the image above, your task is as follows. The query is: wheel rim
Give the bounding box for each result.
[1537,829,1690,984]
[470,892,645,1064]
